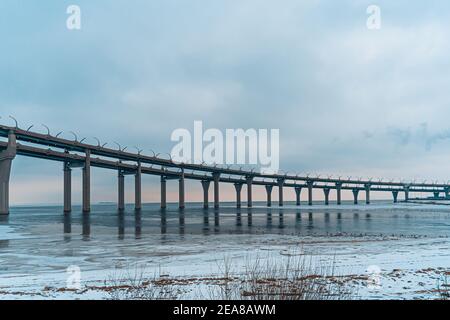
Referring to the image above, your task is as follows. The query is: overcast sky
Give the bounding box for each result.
[2,0,450,205]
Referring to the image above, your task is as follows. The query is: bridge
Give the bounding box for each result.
[1,120,449,215]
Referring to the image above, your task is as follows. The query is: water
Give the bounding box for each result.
[1,201,450,299]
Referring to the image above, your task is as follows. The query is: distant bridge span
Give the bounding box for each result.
[1,123,448,214]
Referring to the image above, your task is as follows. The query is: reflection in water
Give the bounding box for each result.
[82,213,90,241]
[0,240,8,248]
[214,210,220,234]
[365,213,372,231]
[135,210,142,239]
[179,211,185,236]
[63,214,71,242]
[353,213,360,229]
[324,212,330,233]
[0,216,9,249]
[12,205,437,243]
[336,212,342,232]
[266,211,272,229]
[295,212,301,228]
[235,210,242,227]
[160,211,167,235]
[278,211,284,229]
[118,212,125,240]
[203,210,209,235]
[0,215,9,248]
[307,212,313,230]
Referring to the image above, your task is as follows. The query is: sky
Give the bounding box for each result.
[2,0,450,205]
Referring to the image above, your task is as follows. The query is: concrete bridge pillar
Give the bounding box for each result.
[352,189,359,205]
[323,187,330,205]
[160,176,167,209]
[63,162,72,213]
[234,183,243,208]
[179,171,185,209]
[201,180,210,209]
[246,176,253,208]
[392,190,399,203]
[135,163,142,211]
[295,187,302,206]
[82,150,91,213]
[365,184,371,205]
[277,178,285,207]
[307,180,314,206]
[433,191,440,199]
[118,169,125,211]
[265,185,273,207]
[213,172,220,209]
[336,182,342,205]
[404,185,410,202]
[0,131,16,215]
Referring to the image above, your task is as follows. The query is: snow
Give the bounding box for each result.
[0,201,449,300]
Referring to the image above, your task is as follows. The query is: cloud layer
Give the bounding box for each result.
[2,1,450,204]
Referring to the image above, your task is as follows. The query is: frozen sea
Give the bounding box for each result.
[1,200,450,300]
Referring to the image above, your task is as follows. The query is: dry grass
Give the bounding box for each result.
[106,264,180,300]
[437,275,450,300]
[206,252,353,300]
[105,251,354,300]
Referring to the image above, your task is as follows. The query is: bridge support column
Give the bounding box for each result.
[265,185,273,207]
[63,162,72,213]
[307,181,314,206]
[161,176,167,209]
[0,131,16,215]
[434,191,440,199]
[392,190,399,203]
[213,173,220,209]
[404,185,410,202]
[179,171,185,209]
[234,183,243,208]
[295,187,302,206]
[135,163,142,211]
[352,189,359,204]
[365,184,371,205]
[201,180,210,209]
[277,178,284,207]
[246,176,253,208]
[336,182,342,205]
[323,187,330,205]
[82,150,91,213]
[118,170,125,211]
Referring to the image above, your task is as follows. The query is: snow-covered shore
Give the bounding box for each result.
[1,202,449,299]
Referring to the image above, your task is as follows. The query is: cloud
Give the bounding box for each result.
[2,1,450,203]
